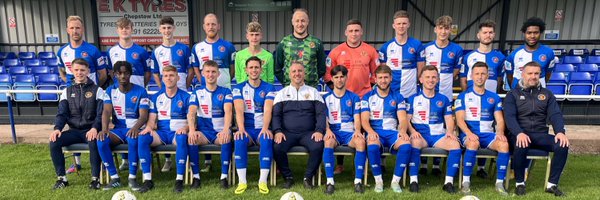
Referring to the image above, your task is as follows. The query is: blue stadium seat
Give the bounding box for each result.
[38,51,56,59]
[31,66,50,75]
[594,72,600,100]
[24,59,42,67]
[0,52,17,61]
[324,50,331,56]
[48,66,59,74]
[553,64,575,72]
[562,56,584,64]
[18,52,36,60]
[3,58,21,67]
[0,74,12,102]
[586,56,600,65]
[9,66,28,77]
[577,64,599,73]
[568,72,593,101]
[546,72,567,100]
[553,49,566,57]
[43,58,59,66]
[592,49,600,56]
[0,66,5,74]
[12,74,36,102]
[568,49,589,56]
[37,74,61,101]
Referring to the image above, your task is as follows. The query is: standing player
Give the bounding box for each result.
[505,17,556,89]
[97,61,149,190]
[234,22,275,84]
[406,65,462,194]
[137,65,191,193]
[419,15,463,101]
[192,13,237,88]
[455,62,510,195]
[459,19,506,178]
[187,61,234,191]
[231,57,276,194]
[379,10,423,98]
[324,19,378,98]
[361,65,411,193]
[322,65,366,194]
[58,16,108,87]
[57,16,108,173]
[151,16,194,92]
[460,20,505,93]
[107,17,151,88]
[274,8,326,88]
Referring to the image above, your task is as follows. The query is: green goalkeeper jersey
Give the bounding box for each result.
[274,34,325,87]
[234,48,274,84]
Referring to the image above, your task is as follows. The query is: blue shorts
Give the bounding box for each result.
[156,130,176,145]
[367,129,398,153]
[334,131,354,146]
[109,128,130,142]
[460,133,497,148]
[247,128,261,145]
[422,134,445,147]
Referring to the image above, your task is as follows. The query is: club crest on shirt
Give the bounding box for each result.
[309,42,316,48]
[492,57,499,64]
[131,96,138,103]
[408,47,416,54]
[304,93,311,100]
[219,46,226,52]
[85,91,93,98]
[539,55,547,62]
[361,51,367,57]
[259,91,266,98]
[448,52,455,59]
[132,52,139,59]
[537,94,546,101]
[436,100,444,108]
[341,51,346,56]
[177,100,183,108]
[346,100,352,107]
[390,100,396,107]
[177,49,184,56]
[487,97,495,104]
[218,94,224,101]
[81,51,89,58]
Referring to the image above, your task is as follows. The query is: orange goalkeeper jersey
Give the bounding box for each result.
[324,42,379,98]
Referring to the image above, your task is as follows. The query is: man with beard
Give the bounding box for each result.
[275,8,326,88]
[504,61,569,196]
[505,17,556,89]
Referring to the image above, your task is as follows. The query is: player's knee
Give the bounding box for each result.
[465,140,479,150]
[496,141,509,152]
[353,137,366,147]
[448,140,461,150]
[324,138,336,148]
[410,138,425,148]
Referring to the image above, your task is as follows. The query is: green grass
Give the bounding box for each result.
[0,144,598,199]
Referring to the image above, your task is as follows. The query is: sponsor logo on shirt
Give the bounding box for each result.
[468,107,478,117]
[201,105,209,114]
[331,111,339,121]
[245,99,252,110]
[418,110,427,120]
[115,106,123,116]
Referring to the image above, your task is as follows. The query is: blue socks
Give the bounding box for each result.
[497,152,510,180]
[394,144,411,177]
[446,149,462,177]
[258,136,273,170]
[409,147,422,176]
[234,137,249,169]
[221,142,233,176]
[175,134,188,176]
[367,144,382,176]
[463,149,477,177]
[323,147,335,178]
[126,137,139,176]
[355,150,366,180]
[189,144,200,174]
[138,134,153,174]
[97,135,117,176]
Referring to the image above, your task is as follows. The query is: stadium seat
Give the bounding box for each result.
[594,72,600,100]
[271,146,322,187]
[0,66,5,74]
[577,64,599,73]
[0,74,12,102]
[43,58,59,66]
[568,72,593,101]
[12,74,36,102]
[24,59,42,67]
[592,49,600,56]
[9,66,29,77]
[48,66,59,74]
[38,51,56,59]
[553,49,566,57]
[568,48,589,56]
[0,52,17,61]
[562,56,584,64]
[18,52,36,60]
[31,66,50,76]
[458,149,510,190]
[553,64,575,72]
[586,56,600,65]
[507,149,552,190]
[36,74,61,101]
[3,58,21,67]
[547,72,568,100]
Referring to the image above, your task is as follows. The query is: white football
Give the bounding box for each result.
[111,190,137,200]
[460,195,480,200]
[280,191,304,200]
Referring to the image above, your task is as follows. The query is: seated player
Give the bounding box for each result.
[137,65,191,193]
[322,65,367,194]
[232,56,277,194]
[361,64,411,193]
[455,62,509,195]
[97,61,149,190]
[407,65,462,194]
[187,60,234,191]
